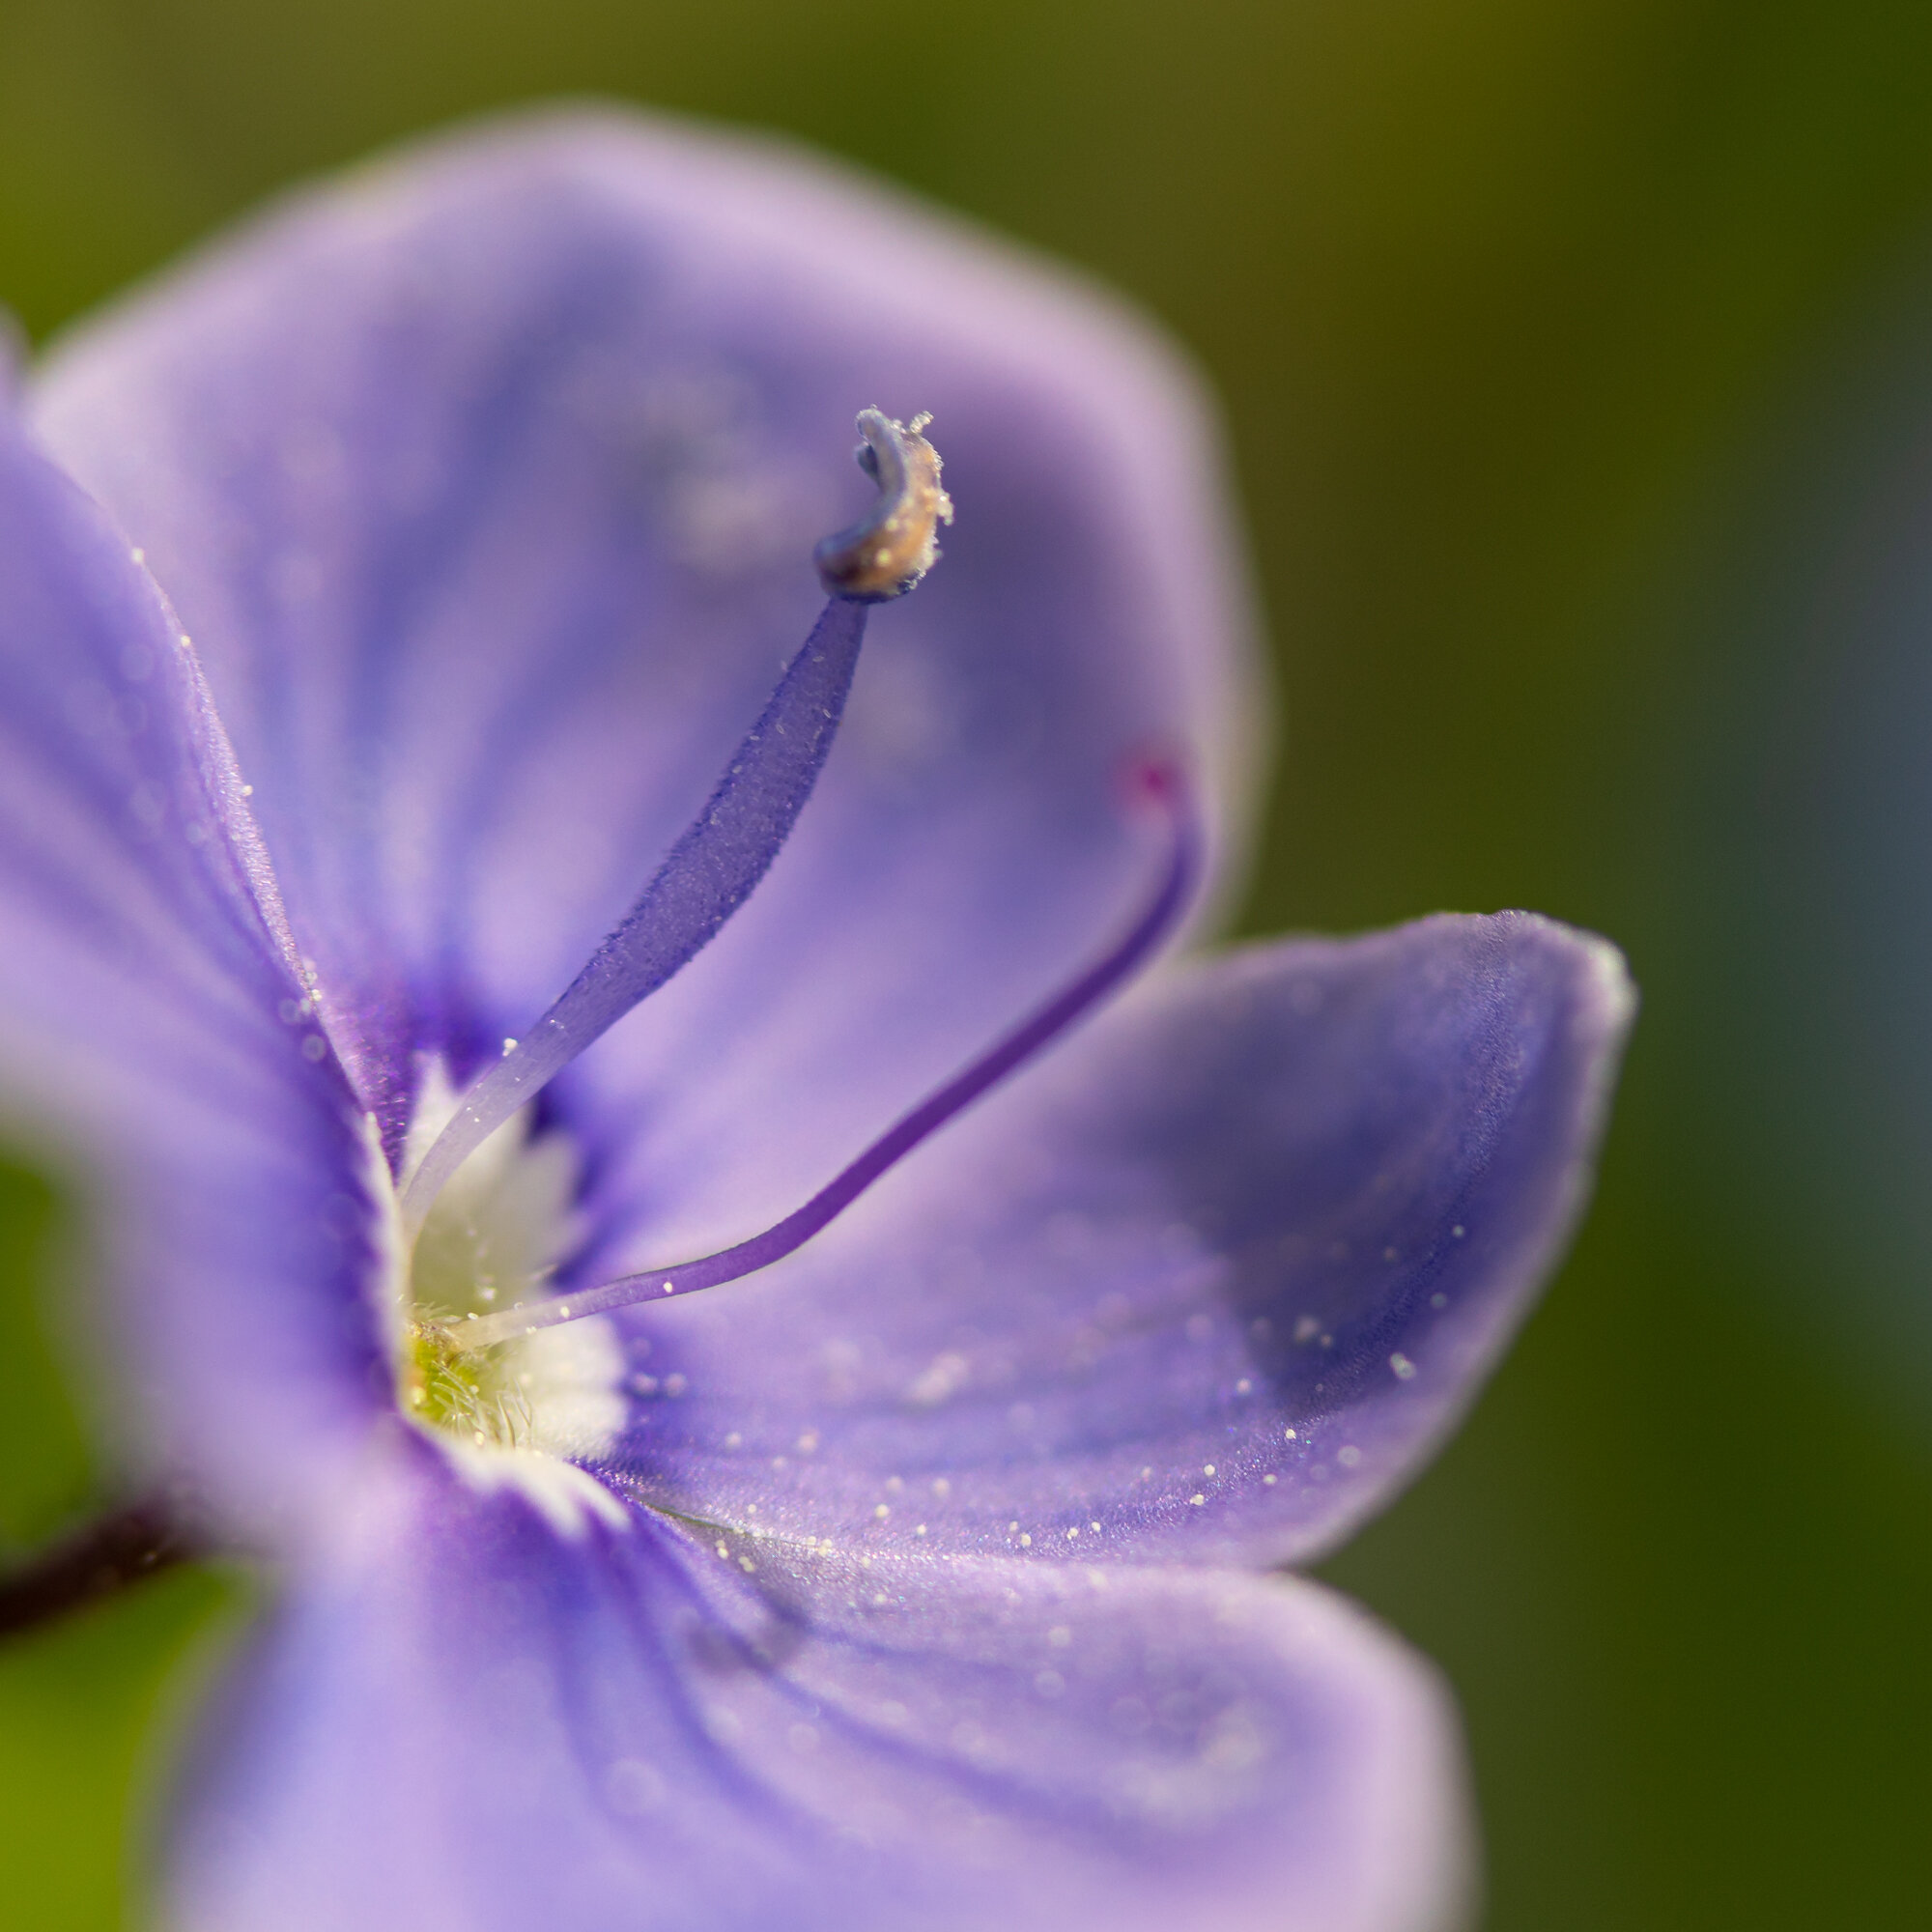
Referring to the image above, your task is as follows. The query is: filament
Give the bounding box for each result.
[446,756,1200,1353]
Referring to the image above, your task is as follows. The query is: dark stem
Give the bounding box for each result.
[0,1494,199,1640]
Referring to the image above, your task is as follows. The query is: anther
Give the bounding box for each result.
[814,410,953,602]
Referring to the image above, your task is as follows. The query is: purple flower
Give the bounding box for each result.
[0,112,1632,1932]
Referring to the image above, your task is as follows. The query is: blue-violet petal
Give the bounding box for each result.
[0,403,384,1534]
[598,912,1633,1567]
[168,1452,1468,1932]
[32,112,1259,1208]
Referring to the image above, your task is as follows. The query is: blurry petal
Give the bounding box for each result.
[601,912,1632,1566]
[32,111,1259,1231]
[0,406,383,1531]
[169,1451,1467,1932]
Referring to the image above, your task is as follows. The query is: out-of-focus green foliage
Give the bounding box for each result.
[0,1163,250,1923]
[3,2,1931,1926]
[0,1167,91,1550]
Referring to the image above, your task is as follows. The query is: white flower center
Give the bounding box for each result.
[381,1066,628,1533]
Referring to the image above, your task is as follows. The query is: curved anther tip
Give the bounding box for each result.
[814,408,954,603]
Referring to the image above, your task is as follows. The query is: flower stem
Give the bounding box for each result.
[0,1494,198,1640]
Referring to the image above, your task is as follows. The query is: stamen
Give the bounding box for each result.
[445,756,1201,1354]
[814,410,953,602]
[401,412,945,1235]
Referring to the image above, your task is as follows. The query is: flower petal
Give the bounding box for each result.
[599,912,1632,1566]
[31,111,1258,1221]
[0,405,384,1531]
[168,1453,1467,1932]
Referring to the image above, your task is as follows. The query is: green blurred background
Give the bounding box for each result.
[4,1,1931,1924]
